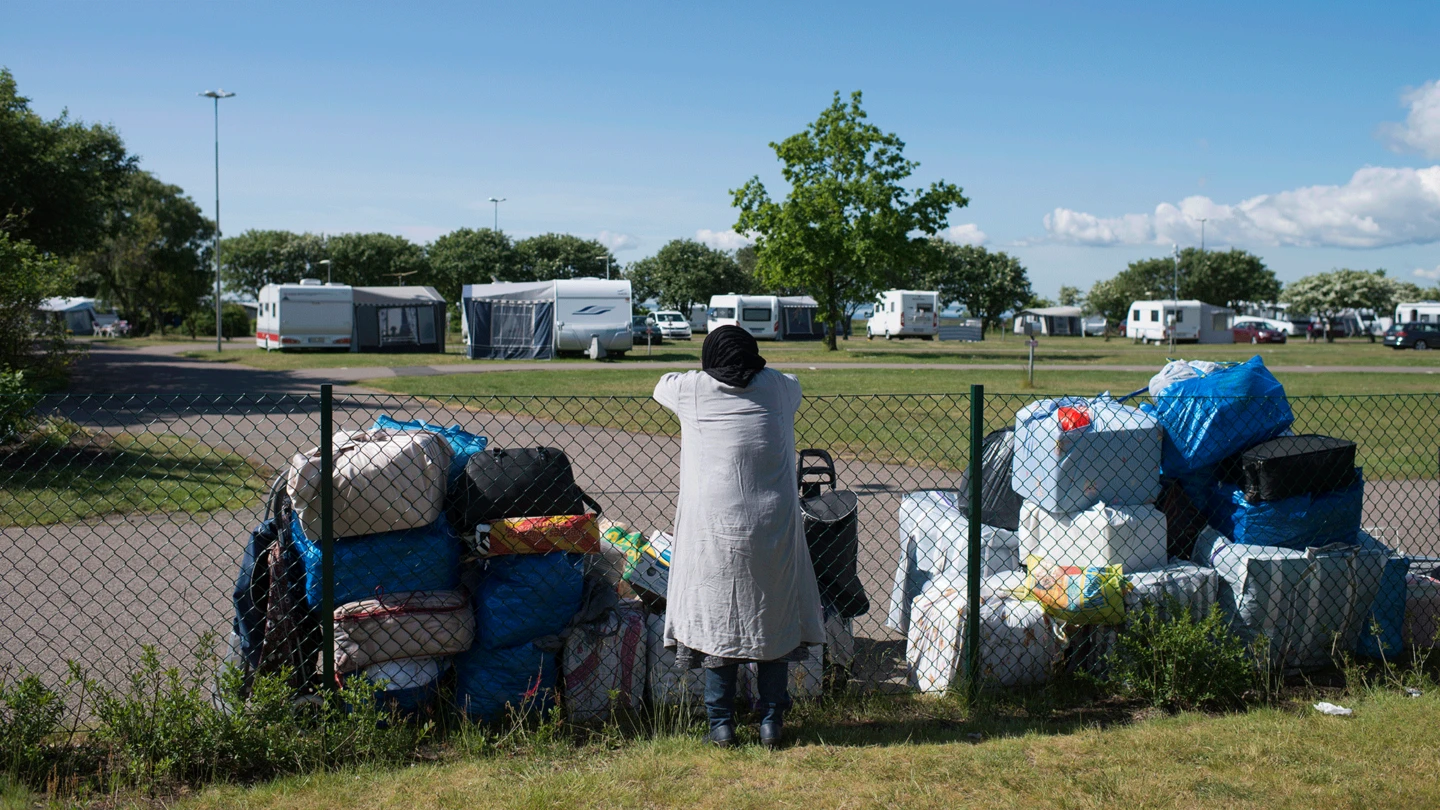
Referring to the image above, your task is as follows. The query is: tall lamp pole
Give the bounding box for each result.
[199,89,236,352]
[1171,243,1180,355]
[318,259,332,284]
[487,197,506,231]
[595,255,611,280]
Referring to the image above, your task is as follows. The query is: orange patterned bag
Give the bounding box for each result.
[484,513,601,556]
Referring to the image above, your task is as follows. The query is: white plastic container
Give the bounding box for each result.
[1018,500,1167,573]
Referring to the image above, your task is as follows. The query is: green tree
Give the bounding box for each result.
[0,68,136,257]
[513,233,617,281]
[0,230,75,382]
[1281,268,1398,343]
[325,232,429,287]
[1187,248,1281,311]
[1057,285,1083,308]
[80,172,214,335]
[625,239,749,312]
[925,242,1032,335]
[427,228,519,302]
[219,230,327,297]
[733,91,968,350]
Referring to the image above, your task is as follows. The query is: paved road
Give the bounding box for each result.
[6,341,1435,694]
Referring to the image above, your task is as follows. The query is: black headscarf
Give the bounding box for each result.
[702,325,767,388]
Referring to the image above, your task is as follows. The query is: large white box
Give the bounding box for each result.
[1018,500,1167,573]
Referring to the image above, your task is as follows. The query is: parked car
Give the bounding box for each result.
[650,310,693,340]
[1233,322,1287,344]
[1384,321,1440,350]
[631,315,663,344]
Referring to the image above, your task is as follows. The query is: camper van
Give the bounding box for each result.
[868,290,939,340]
[1394,301,1440,326]
[1127,299,1233,345]
[687,304,709,334]
[707,294,781,340]
[460,278,633,359]
[256,280,354,350]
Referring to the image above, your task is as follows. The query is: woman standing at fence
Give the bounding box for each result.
[652,325,825,749]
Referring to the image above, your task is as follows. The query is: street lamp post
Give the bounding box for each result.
[487,197,506,231]
[595,255,611,280]
[1171,244,1180,355]
[199,89,235,352]
[318,259,332,284]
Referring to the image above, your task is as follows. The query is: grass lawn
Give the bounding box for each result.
[170,690,1440,810]
[177,333,1440,370]
[0,433,271,527]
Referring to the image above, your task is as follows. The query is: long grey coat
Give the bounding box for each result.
[653,368,825,660]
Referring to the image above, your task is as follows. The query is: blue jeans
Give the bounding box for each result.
[704,662,791,731]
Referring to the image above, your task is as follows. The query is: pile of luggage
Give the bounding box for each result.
[890,355,1420,690]
[232,418,867,722]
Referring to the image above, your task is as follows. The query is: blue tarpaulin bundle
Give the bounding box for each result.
[474,553,587,649]
[293,513,461,607]
[453,640,557,721]
[1206,471,1364,550]
[372,415,487,485]
[1145,356,1294,477]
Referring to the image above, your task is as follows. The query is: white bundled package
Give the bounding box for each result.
[889,491,1022,635]
[1148,359,1222,398]
[1018,500,1167,574]
[905,573,1061,692]
[644,613,703,706]
[563,599,647,721]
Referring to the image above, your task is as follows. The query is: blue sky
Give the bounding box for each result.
[5,1,1440,297]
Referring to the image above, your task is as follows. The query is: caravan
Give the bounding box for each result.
[256,280,354,350]
[1127,299,1234,345]
[1394,301,1440,326]
[461,278,633,359]
[868,290,939,340]
[707,294,781,340]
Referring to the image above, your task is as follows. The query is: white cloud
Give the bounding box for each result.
[1415,265,1440,281]
[1379,79,1440,159]
[695,228,755,250]
[939,223,988,246]
[597,230,640,252]
[1044,165,1440,249]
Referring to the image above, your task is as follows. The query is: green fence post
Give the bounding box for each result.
[965,384,983,710]
[319,383,336,690]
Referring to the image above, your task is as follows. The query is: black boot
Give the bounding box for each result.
[759,720,783,750]
[707,723,736,749]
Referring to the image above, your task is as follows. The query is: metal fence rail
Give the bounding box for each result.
[2,388,1437,720]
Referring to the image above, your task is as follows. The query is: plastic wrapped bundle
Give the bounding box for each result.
[1011,396,1162,514]
[1206,472,1363,550]
[454,641,556,722]
[474,553,586,650]
[1145,356,1293,477]
[293,514,460,608]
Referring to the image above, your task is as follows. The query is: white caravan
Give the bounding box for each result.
[1394,301,1440,325]
[688,303,709,333]
[706,294,781,339]
[868,290,939,340]
[256,280,353,350]
[1127,299,1234,344]
[552,278,634,352]
[460,278,634,356]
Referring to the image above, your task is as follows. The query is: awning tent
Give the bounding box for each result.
[779,295,822,340]
[461,282,555,360]
[351,286,447,353]
[1013,305,1084,336]
[39,297,99,336]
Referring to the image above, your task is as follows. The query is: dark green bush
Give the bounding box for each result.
[0,670,66,782]
[0,369,39,441]
[182,303,251,340]
[1103,598,1255,711]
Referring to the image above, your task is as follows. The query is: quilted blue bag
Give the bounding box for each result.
[453,640,557,722]
[293,513,461,607]
[474,553,586,649]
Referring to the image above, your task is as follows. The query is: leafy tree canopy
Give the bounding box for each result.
[513,233,618,281]
[219,230,327,298]
[0,230,75,381]
[0,68,136,257]
[324,232,429,288]
[1282,268,1408,341]
[625,239,749,312]
[1057,285,1083,308]
[733,91,968,350]
[1085,247,1279,326]
[427,228,519,302]
[924,241,1032,332]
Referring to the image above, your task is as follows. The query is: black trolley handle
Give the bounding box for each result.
[797,448,837,497]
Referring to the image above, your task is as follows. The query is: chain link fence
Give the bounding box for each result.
[3,382,1437,724]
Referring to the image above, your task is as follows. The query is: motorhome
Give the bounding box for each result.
[868,290,939,340]
[1127,299,1234,344]
[687,303,709,333]
[256,280,354,350]
[460,278,634,359]
[706,294,781,339]
[1394,301,1440,326]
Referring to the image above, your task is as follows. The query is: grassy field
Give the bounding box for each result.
[174,333,1440,370]
[158,689,1440,810]
[364,368,1440,476]
[0,432,271,527]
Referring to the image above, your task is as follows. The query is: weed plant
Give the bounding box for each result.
[1101,598,1256,710]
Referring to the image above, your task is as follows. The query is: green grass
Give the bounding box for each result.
[0,433,271,527]
[174,690,1440,810]
[366,368,1439,476]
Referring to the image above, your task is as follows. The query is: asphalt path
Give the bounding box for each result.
[5,342,1436,695]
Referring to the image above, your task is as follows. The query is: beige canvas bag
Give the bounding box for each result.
[334,589,475,673]
[289,428,452,539]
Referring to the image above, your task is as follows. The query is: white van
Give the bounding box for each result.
[256,280,353,350]
[707,294,781,340]
[1127,299,1233,344]
[868,290,939,340]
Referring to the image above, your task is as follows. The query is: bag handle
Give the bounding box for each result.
[797,448,836,496]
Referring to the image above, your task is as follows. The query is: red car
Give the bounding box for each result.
[1233,322,1287,344]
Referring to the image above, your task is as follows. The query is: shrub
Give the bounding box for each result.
[1103,598,1255,710]
[0,670,66,783]
[182,303,251,340]
[0,369,39,442]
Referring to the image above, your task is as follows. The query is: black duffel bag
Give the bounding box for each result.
[798,449,869,619]
[956,428,1024,532]
[447,446,601,535]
